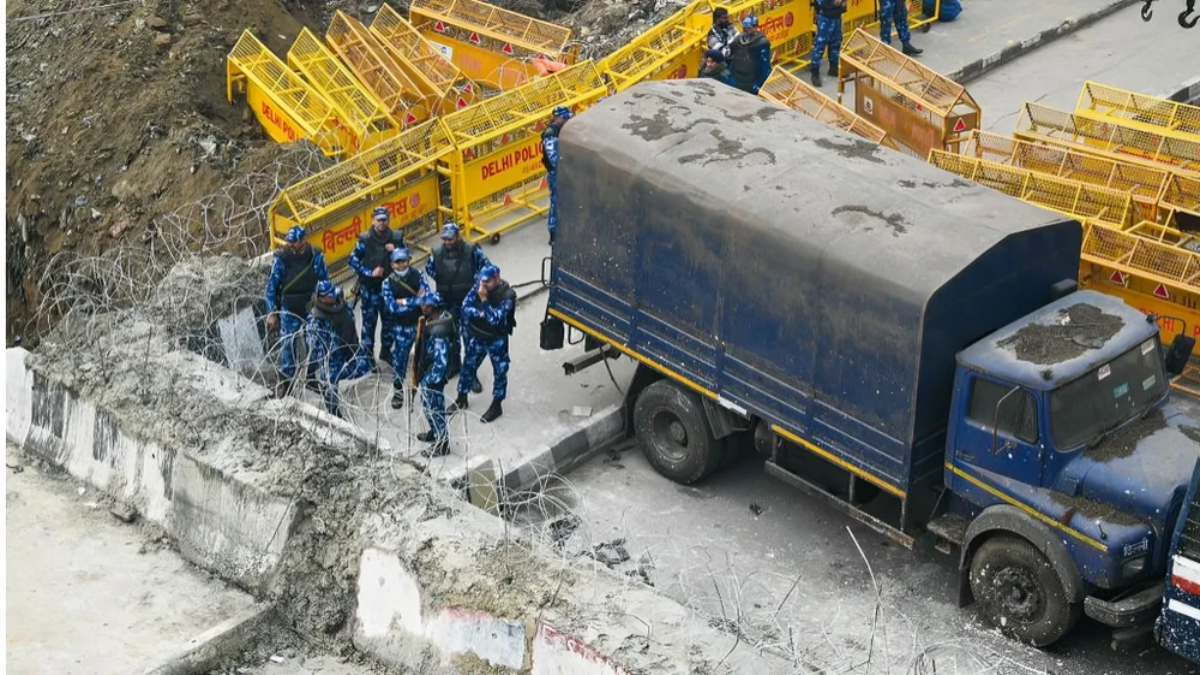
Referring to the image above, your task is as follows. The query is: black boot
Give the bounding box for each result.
[447,393,468,415]
[810,69,823,88]
[902,42,923,56]
[391,388,404,410]
[828,62,838,77]
[480,399,503,424]
[417,430,436,442]
[275,376,293,398]
[305,371,321,392]
[471,379,483,394]
[421,436,450,458]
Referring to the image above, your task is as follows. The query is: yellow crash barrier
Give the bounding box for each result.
[1076,81,1200,141]
[370,4,468,107]
[439,60,607,243]
[1014,102,1200,176]
[287,28,399,154]
[1161,172,1200,230]
[269,119,454,278]
[759,66,896,149]
[839,29,979,159]
[326,11,432,126]
[928,151,1135,229]
[410,0,578,90]
[599,0,710,91]
[1080,220,1200,346]
[960,129,1171,222]
[226,30,352,157]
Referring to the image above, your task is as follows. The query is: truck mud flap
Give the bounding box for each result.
[765,460,915,549]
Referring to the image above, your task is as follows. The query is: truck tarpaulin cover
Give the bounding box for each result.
[553,80,1079,488]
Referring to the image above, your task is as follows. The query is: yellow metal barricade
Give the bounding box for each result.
[759,66,897,149]
[439,60,607,242]
[1076,81,1200,141]
[727,0,815,71]
[411,0,578,89]
[287,28,399,154]
[226,30,352,157]
[326,11,432,126]
[960,129,1170,222]
[370,4,468,107]
[1079,220,1200,347]
[1014,102,1200,176]
[773,0,937,71]
[1161,172,1200,231]
[269,119,454,278]
[929,151,1134,229]
[839,29,979,159]
[599,1,709,91]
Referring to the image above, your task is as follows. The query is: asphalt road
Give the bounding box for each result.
[534,7,1200,675]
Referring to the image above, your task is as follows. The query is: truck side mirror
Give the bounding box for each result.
[1166,334,1196,378]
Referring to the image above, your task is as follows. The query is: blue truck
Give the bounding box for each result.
[538,79,1200,649]
[1159,457,1200,661]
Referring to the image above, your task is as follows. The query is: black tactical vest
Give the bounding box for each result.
[310,295,359,349]
[420,312,457,377]
[358,228,404,287]
[387,268,423,326]
[275,245,317,315]
[467,282,517,342]
[432,242,479,304]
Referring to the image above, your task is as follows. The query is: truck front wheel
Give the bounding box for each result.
[633,380,724,484]
[969,535,1081,647]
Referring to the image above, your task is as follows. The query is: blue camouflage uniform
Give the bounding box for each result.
[306,281,369,416]
[426,222,491,379]
[810,1,846,78]
[348,207,405,363]
[417,295,455,448]
[458,265,516,407]
[266,226,330,381]
[541,106,572,243]
[880,0,912,46]
[381,248,431,397]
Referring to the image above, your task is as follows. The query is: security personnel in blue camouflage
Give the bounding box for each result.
[306,280,367,418]
[266,225,330,395]
[415,292,455,457]
[382,247,430,409]
[541,105,572,245]
[349,206,405,369]
[448,264,516,424]
[809,0,846,88]
[425,222,490,389]
[880,0,924,55]
[728,15,771,95]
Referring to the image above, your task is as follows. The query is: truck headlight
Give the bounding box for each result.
[1122,555,1148,579]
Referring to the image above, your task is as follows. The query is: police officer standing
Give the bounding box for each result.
[809,0,846,88]
[728,15,772,95]
[425,222,490,390]
[265,225,329,396]
[306,280,364,419]
[707,8,740,59]
[381,247,430,409]
[415,292,455,457]
[541,105,572,245]
[448,265,516,424]
[880,0,924,55]
[349,206,405,370]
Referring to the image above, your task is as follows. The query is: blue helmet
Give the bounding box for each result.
[440,222,460,239]
[552,105,572,120]
[390,247,412,263]
[372,206,390,222]
[478,264,500,281]
[316,280,338,298]
[741,14,758,29]
[284,225,306,243]
[420,291,445,307]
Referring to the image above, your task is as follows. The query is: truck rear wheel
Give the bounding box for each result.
[969,535,1081,647]
[633,380,724,484]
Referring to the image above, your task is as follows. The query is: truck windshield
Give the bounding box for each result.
[1050,337,1166,450]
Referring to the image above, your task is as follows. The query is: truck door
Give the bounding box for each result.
[954,374,1044,487]
[1157,457,1200,665]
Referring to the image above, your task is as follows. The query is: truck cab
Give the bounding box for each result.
[943,291,1200,647]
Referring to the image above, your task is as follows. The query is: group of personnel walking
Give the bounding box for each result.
[264,209,516,457]
[699,1,928,92]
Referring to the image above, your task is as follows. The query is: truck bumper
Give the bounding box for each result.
[1083,583,1163,628]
